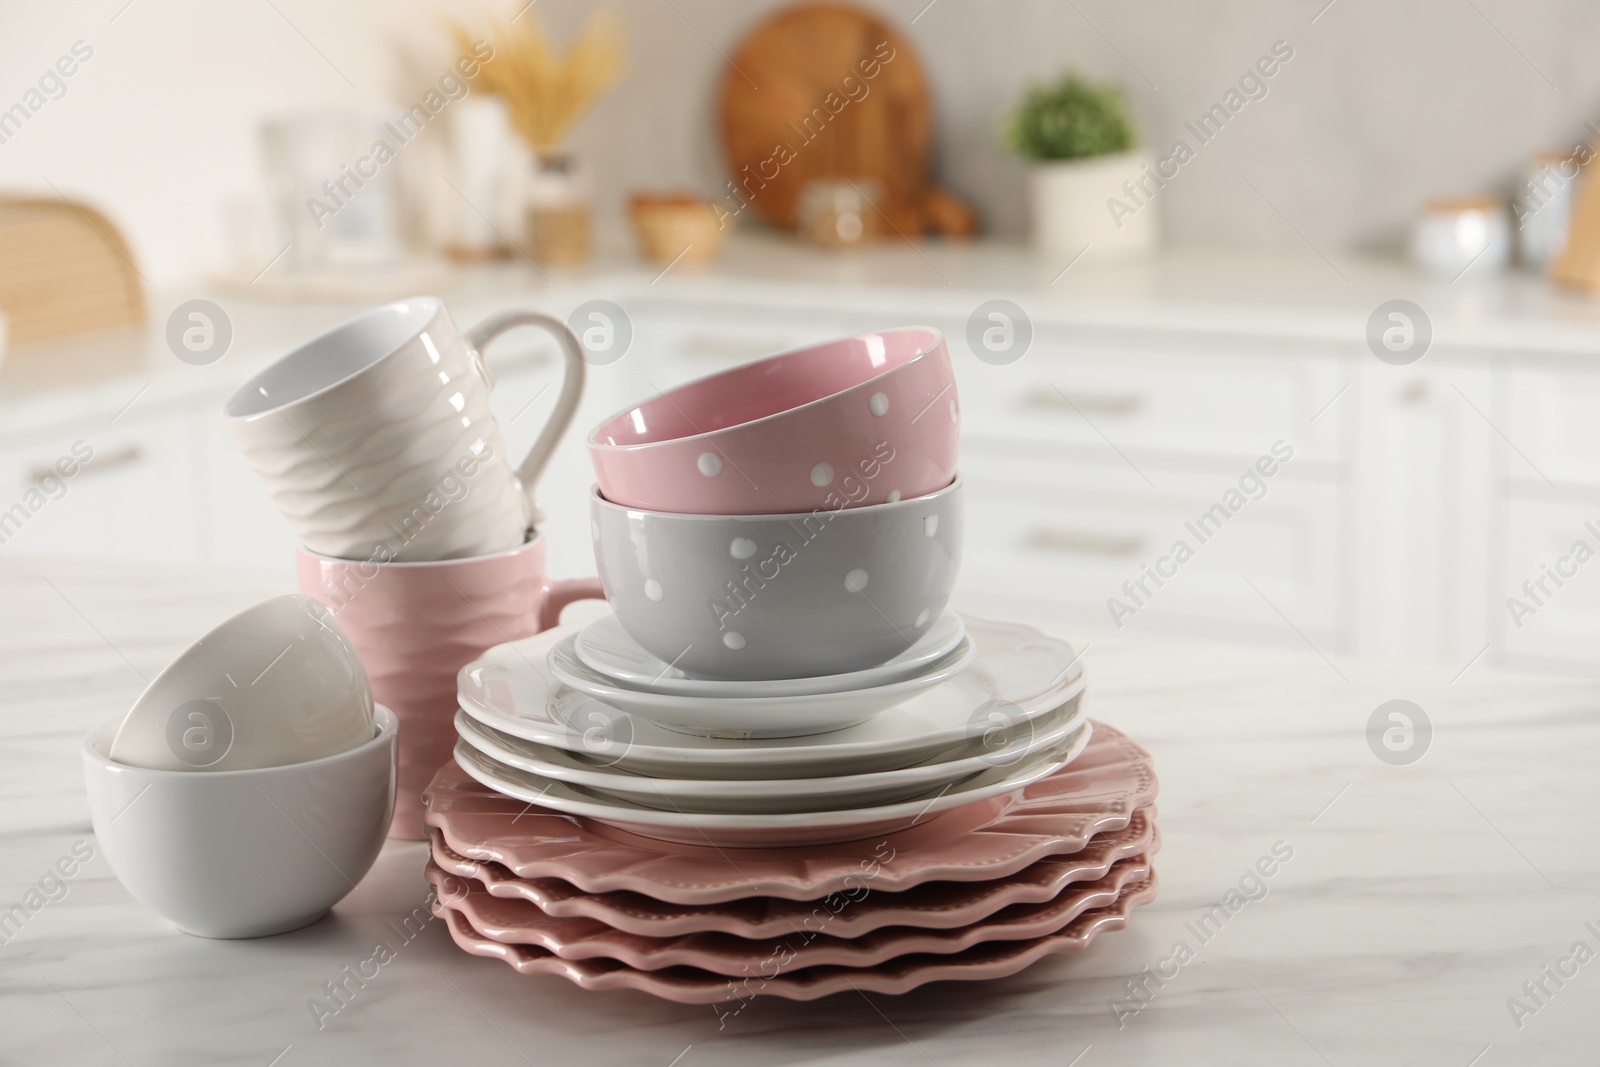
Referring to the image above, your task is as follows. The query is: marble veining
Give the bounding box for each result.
[1,556,1597,1065]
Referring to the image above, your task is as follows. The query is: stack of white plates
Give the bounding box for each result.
[452,612,1090,848]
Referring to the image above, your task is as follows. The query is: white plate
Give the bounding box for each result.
[457,615,1087,780]
[452,698,1088,815]
[549,634,977,738]
[451,720,1094,847]
[574,609,967,697]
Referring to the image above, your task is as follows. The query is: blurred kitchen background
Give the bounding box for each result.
[6,0,1600,677]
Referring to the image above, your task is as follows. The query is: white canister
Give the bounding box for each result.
[1410,197,1511,281]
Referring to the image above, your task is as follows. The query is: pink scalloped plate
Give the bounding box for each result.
[427,807,1157,938]
[425,854,1151,974]
[433,875,1158,1003]
[422,720,1156,904]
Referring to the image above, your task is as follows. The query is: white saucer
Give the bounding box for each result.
[457,615,1087,779]
[451,720,1094,847]
[549,634,977,738]
[574,610,968,697]
[453,698,1088,815]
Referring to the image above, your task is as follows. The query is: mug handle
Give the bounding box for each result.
[538,576,606,632]
[462,311,587,529]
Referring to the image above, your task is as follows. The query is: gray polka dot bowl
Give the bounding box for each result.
[586,326,958,514]
[590,477,963,681]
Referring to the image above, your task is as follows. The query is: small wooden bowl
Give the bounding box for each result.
[629,193,729,265]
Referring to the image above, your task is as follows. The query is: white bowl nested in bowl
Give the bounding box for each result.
[109,594,374,773]
[84,707,397,939]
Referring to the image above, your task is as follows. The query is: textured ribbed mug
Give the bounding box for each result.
[296,535,603,838]
[225,297,585,562]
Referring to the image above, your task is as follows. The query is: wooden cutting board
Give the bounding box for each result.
[1550,147,1600,291]
[718,2,975,237]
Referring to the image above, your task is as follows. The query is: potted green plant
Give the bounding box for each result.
[1004,73,1154,255]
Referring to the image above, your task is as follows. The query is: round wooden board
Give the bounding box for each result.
[718,2,932,233]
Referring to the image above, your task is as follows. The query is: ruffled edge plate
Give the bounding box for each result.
[425,853,1154,974]
[432,874,1158,1003]
[426,805,1156,938]
[422,720,1157,902]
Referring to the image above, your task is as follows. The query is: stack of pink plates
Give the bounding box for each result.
[424,613,1161,1003]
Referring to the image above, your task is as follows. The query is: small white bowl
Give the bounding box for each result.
[84,707,397,938]
[109,594,374,772]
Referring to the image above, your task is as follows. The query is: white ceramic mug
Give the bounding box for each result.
[224,297,585,562]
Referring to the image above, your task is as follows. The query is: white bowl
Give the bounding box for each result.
[84,707,397,938]
[109,594,374,772]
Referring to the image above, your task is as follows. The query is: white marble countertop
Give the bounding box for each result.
[3,555,1598,1065]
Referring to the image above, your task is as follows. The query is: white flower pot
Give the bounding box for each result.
[1028,150,1157,257]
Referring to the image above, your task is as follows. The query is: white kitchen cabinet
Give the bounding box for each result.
[0,401,204,567]
[568,300,1360,655]
[622,298,880,390]
[1351,356,1494,666]
[1498,490,1600,673]
[12,250,1600,675]
[1495,357,1600,673]
[958,446,1345,650]
[954,329,1345,466]
[602,305,1355,652]
[1505,360,1600,489]
[194,408,299,583]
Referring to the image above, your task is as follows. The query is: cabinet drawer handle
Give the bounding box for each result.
[1026,527,1146,556]
[1025,386,1145,415]
[29,444,142,485]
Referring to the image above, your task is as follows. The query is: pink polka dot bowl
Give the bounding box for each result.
[589,477,963,681]
[586,326,959,515]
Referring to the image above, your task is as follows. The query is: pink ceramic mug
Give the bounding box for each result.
[297,535,602,839]
[587,326,959,514]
